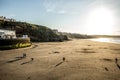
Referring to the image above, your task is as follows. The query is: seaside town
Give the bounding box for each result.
[0,0,120,80]
[0,16,16,22]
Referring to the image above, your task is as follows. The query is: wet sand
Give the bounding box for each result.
[0,39,120,80]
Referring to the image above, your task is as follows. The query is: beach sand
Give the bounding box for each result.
[0,39,120,80]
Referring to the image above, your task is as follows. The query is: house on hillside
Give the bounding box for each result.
[0,16,4,22]
[0,16,16,22]
[0,29,16,39]
[52,29,59,35]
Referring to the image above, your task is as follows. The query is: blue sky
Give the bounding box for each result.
[0,0,120,35]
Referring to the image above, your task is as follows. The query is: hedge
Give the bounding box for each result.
[0,38,30,46]
[0,43,31,50]
[0,38,31,50]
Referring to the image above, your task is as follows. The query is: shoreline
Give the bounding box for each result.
[89,38,120,44]
[0,39,120,80]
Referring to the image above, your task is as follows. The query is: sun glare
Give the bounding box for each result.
[85,7,115,35]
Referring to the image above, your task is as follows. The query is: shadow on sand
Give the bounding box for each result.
[6,53,26,63]
[54,57,66,67]
[21,58,34,65]
[6,57,25,63]
[55,61,64,67]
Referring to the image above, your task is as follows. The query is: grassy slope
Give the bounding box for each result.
[0,21,60,42]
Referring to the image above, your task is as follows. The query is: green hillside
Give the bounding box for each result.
[0,21,64,42]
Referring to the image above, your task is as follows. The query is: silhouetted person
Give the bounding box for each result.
[63,57,65,62]
[23,53,26,58]
[115,58,118,63]
[31,58,34,61]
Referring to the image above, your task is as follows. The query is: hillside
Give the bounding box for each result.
[0,21,65,42]
[61,32,91,39]
[0,16,92,42]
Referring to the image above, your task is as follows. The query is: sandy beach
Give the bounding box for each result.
[0,39,120,80]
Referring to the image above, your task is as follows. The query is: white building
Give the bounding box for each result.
[52,29,60,35]
[0,16,4,22]
[0,16,16,22]
[22,35,28,38]
[0,29,16,39]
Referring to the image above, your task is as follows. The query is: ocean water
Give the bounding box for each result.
[90,38,120,44]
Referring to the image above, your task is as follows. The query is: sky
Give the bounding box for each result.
[0,0,120,35]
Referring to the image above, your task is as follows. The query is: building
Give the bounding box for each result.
[0,16,16,22]
[22,35,28,38]
[0,16,4,22]
[0,29,16,39]
[52,29,59,34]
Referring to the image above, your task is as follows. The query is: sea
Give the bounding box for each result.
[90,38,120,44]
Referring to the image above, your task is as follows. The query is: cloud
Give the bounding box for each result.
[46,8,54,12]
[43,0,116,15]
[43,0,68,14]
[57,10,67,14]
[43,0,55,12]
[7,14,16,18]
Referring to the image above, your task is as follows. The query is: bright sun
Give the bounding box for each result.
[85,7,115,35]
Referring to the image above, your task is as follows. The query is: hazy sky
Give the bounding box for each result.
[0,0,120,35]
